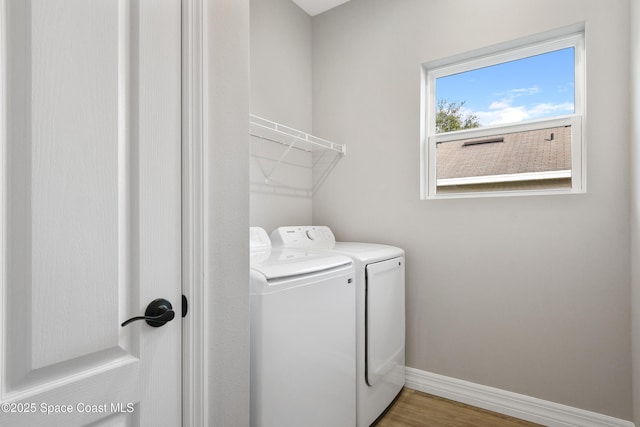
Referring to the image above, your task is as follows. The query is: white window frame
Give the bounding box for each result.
[420,28,586,199]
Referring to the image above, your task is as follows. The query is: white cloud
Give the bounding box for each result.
[528,102,574,116]
[470,86,573,126]
[488,87,540,109]
[488,101,510,110]
[501,87,541,97]
[475,107,528,125]
[474,101,574,126]
[488,87,541,109]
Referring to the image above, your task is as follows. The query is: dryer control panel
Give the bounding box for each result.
[270,226,335,248]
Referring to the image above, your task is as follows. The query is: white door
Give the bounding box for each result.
[0,0,182,425]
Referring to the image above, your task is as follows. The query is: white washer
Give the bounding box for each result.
[249,227,356,427]
[271,226,405,427]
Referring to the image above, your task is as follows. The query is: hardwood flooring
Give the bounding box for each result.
[374,388,543,427]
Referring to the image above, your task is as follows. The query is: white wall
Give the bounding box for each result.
[631,0,640,423]
[312,0,633,420]
[206,0,250,425]
[250,0,313,232]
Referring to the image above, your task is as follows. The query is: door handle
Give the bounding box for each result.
[121,298,175,327]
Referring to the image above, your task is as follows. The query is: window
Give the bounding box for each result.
[421,29,585,198]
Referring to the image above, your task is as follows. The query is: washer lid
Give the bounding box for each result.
[250,249,352,280]
[331,242,404,263]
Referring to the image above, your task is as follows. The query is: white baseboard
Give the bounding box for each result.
[405,367,635,427]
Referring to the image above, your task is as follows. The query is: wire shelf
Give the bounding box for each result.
[249,115,346,155]
[249,114,345,196]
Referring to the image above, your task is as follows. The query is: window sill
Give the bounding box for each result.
[423,186,585,200]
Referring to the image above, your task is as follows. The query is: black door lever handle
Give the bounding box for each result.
[121,298,175,327]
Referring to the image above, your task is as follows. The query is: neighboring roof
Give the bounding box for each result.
[436,126,571,180]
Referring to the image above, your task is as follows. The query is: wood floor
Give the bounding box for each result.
[374,388,543,427]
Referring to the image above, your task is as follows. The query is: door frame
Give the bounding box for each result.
[182,0,207,425]
[182,1,252,425]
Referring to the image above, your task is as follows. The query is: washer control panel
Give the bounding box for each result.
[270,226,335,248]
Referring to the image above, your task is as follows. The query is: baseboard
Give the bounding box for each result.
[405,367,635,427]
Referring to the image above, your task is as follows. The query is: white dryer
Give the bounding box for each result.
[270,226,405,427]
[249,227,356,427]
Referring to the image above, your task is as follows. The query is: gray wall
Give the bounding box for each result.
[206,0,250,425]
[250,0,313,232]
[631,0,640,423]
[312,0,632,419]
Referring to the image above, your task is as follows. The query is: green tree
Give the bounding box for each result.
[436,99,481,133]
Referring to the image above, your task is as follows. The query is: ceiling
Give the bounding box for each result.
[291,0,351,16]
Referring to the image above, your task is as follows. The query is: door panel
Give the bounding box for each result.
[1,0,181,425]
[366,257,405,386]
[29,0,119,370]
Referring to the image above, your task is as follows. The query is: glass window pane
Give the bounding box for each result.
[435,48,575,133]
[436,126,572,194]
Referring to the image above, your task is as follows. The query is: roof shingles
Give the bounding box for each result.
[436,126,571,180]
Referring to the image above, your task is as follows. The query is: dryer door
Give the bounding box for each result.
[366,256,406,386]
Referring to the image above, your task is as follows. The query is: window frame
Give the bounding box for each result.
[420,29,586,199]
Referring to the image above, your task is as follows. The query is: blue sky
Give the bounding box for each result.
[436,47,575,127]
